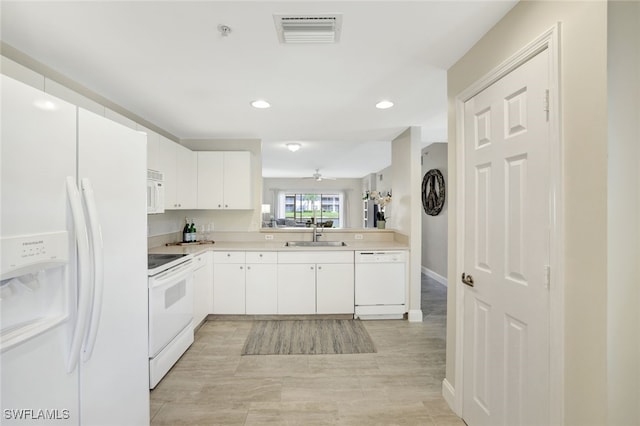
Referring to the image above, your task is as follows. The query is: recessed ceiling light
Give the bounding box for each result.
[375,100,394,109]
[286,143,301,152]
[251,100,271,109]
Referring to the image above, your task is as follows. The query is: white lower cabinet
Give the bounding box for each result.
[316,263,354,314]
[193,252,213,326]
[277,251,354,315]
[211,250,356,316]
[245,252,278,314]
[213,252,246,314]
[277,264,316,314]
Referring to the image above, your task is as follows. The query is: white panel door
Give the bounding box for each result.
[77,108,149,425]
[462,50,550,426]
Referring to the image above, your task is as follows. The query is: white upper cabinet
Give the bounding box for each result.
[197,151,252,210]
[158,136,196,210]
[138,125,160,171]
[158,135,177,209]
[175,144,197,209]
[223,151,252,209]
[197,152,224,209]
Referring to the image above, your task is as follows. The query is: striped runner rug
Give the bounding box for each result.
[241,319,376,355]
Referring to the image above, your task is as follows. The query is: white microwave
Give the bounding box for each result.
[147,169,165,214]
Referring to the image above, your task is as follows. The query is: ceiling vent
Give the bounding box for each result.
[273,14,342,44]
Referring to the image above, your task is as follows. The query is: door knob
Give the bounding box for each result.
[461,272,474,287]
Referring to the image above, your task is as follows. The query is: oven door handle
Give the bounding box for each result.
[149,261,193,289]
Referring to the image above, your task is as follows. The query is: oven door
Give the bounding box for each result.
[148,260,193,357]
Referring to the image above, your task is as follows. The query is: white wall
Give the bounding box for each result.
[447,1,608,424]
[607,2,640,425]
[421,143,447,283]
[391,127,422,321]
[1,47,176,142]
[262,177,363,228]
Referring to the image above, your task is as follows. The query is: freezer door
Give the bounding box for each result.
[1,75,80,424]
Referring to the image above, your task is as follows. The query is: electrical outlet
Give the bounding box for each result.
[354,234,363,240]
[265,234,274,240]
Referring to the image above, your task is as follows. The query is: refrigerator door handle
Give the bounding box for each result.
[65,176,94,373]
[80,178,104,362]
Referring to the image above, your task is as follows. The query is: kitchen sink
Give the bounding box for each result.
[284,241,348,247]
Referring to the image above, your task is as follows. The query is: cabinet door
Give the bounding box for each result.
[197,151,224,209]
[246,263,278,314]
[141,127,160,171]
[213,263,246,314]
[277,264,316,314]
[158,136,177,209]
[223,151,252,209]
[316,263,355,314]
[193,252,213,326]
[175,144,197,209]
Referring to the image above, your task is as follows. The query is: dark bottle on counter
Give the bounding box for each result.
[183,218,190,243]
[190,221,196,242]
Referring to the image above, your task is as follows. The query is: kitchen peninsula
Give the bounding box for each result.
[149,228,410,322]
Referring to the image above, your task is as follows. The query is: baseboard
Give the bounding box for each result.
[421,266,448,287]
[407,309,423,322]
[442,378,458,415]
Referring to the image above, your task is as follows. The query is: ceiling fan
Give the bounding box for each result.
[304,169,336,182]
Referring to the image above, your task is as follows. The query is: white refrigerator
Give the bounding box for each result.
[0,75,149,425]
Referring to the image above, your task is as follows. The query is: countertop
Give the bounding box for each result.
[149,240,409,256]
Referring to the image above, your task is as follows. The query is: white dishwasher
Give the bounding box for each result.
[354,251,406,320]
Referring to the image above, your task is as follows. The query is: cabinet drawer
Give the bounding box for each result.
[213,251,246,264]
[246,251,277,264]
[278,251,353,264]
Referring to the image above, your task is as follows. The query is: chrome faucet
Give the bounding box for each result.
[312,224,323,242]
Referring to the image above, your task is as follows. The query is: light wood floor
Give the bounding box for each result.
[150,276,465,425]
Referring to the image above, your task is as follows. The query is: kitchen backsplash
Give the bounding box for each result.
[147,228,401,250]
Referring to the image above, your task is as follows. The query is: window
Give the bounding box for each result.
[276,192,344,228]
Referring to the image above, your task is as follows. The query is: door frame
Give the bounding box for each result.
[450,24,563,425]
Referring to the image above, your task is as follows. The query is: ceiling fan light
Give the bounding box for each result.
[286,143,301,152]
[375,100,394,109]
[251,99,271,109]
